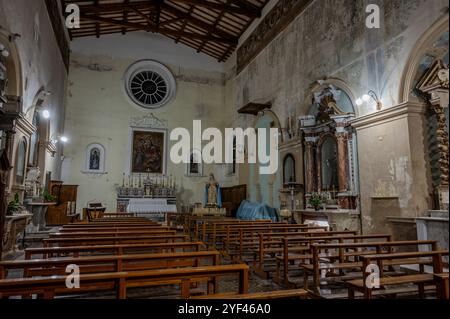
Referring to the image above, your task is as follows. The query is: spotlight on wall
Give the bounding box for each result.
[60,136,69,143]
[41,109,50,119]
[355,90,383,111]
[51,134,70,144]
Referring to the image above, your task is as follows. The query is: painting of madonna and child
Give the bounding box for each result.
[131,130,165,174]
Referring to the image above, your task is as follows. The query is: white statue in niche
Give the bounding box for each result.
[25,167,41,197]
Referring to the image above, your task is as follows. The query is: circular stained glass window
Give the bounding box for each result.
[124,60,176,109]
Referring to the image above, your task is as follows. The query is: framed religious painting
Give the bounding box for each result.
[129,128,167,175]
[83,143,106,174]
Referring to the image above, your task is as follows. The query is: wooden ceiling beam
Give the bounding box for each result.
[161,2,236,41]
[229,0,261,17]
[72,1,157,14]
[168,0,260,17]
[80,14,237,45]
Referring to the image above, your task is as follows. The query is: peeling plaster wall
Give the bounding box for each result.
[0,0,68,181]
[63,48,231,214]
[355,105,431,233]
[226,0,448,230]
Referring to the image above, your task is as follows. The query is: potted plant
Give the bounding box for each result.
[7,193,21,216]
[309,192,323,211]
[42,189,57,203]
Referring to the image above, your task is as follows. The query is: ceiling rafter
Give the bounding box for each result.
[63,0,269,62]
[79,13,237,45]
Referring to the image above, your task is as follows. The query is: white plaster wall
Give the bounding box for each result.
[71,32,225,73]
[0,0,68,182]
[63,48,230,214]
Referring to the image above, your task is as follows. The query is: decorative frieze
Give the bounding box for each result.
[236,0,314,74]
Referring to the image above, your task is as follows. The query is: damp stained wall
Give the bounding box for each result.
[62,37,232,213]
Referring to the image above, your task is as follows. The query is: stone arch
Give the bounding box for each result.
[0,28,23,102]
[302,77,358,117]
[399,14,449,103]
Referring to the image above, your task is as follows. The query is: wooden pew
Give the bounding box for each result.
[25,242,205,259]
[43,234,188,247]
[0,250,220,279]
[223,225,330,262]
[303,240,438,292]
[49,230,177,238]
[64,222,159,228]
[274,234,392,287]
[59,226,172,232]
[347,250,449,299]
[195,220,275,243]
[0,264,249,299]
[434,273,449,299]
[253,230,357,278]
[192,288,309,299]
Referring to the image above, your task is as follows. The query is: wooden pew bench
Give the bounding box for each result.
[274,234,392,287]
[347,250,449,299]
[191,289,309,299]
[434,273,449,299]
[253,230,357,277]
[59,226,172,232]
[0,264,249,299]
[302,240,439,291]
[49,230,177,238]
[0,251,220,279]
[25,242,205,259]
[43,234,188,247]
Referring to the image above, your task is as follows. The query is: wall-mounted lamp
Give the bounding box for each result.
[356,90,383,111]
[41,109,50,119]
[51,134,70,144]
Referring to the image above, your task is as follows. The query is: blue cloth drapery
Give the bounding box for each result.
[235,200,279,222]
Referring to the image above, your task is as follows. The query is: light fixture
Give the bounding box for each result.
[41,109,50,119]
[356,90,383,111]
[355,98,363,106]
[0,43,9,58]
[50,134,70,144]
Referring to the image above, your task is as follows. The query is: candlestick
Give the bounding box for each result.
[122,173,125,187]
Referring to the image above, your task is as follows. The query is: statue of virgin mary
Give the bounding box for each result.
[204,173,221,208]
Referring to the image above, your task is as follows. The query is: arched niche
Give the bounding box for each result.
[14,137,27,185]
[300,81,359,210]
[248,110,282,208]
[401,15,449,210]
[399,14,449,103]
[302,78,358,117]
[186,148,203,177]
[83,143,106,174]
[283,154,296,184]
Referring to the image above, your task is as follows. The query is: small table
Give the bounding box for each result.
[26,202,57,233]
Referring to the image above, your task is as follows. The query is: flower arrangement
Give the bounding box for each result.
[7,193,21,216]
[42,189,57,203]
[309,192,323,211]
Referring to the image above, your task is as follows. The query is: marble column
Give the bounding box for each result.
[336,132,348,192]
[305,141,315,193]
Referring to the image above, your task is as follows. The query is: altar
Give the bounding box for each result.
[126,198,177,222]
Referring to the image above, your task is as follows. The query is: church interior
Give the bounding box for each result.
[0,0,449,301]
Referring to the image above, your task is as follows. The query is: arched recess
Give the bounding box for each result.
[302,77,358,117]
[299,79,359,210]
[248,110,282,208]
[399,14,449,103]
[399,15,449,210]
